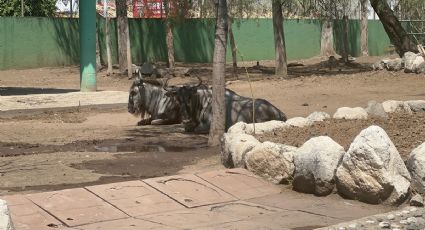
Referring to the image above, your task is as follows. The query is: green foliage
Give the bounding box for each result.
[0,0,57,17]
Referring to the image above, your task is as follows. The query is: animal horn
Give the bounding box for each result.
[163,78,170,91]
[138,68,143,80]
[196,76,203,87]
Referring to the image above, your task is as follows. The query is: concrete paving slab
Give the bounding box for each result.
[193,220,291,230]
[5,198,71,230]
[76,218,178,230]
[197,168,281,200]
[1,170,395,230]
[0,195,31,206]
[246,210,342,229]
[137,207,242,229]
[85,180,185,217]
[0,91,127,112]
[248,192,392,221]
[143,174,237,208]
[198,201,282,219]
[26,188,128,227]
[139,201,282,229]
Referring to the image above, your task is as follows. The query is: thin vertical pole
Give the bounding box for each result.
[21,0,24,17]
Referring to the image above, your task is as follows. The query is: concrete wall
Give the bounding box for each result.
[0,17,392,70]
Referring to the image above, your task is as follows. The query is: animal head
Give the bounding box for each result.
[164,77,205,121]
[128,78,144,115]
[128,77,172,116]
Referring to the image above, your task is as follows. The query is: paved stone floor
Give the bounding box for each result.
[1,168,393,230]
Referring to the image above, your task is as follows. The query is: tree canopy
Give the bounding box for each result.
[0,0,57,17]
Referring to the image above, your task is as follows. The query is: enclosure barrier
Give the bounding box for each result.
[0,18,391,70]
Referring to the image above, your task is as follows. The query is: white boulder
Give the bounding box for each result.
[245,142,296,184]
[227,122,253,134]
[406,100,425,112]
[333,107,368,120]
[221,133,260,168]
[227,121,288,135]
[286,117,313,127]
[292,136,345,196]
[336,126,411,204]
[407,142,425,194]
[385,58,403,71]
[382,100,412,114]
[372,60,386,70]
[0,199,14,230]
[307,111,331,122]
[365,100,388,118]
[404,52,424,73]
[416,62,425,74]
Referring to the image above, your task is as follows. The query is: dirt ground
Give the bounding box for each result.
[258,112,425,160]
[0,56,424,196]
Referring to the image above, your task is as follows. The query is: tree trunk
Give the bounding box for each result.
[126,21,132,79]
[116,0,130,74]
[96,30,101,71]
[208,0,228,147]
[165,21,175,69]
[320,20,335,56]
[105,15,113,75]
[360,0,369,56]
[70,0,73,18]
[228,16,237,78]
[370,0,418,56]
[272,0,287,77]
[164,0,175,69]
[342,15,350,63]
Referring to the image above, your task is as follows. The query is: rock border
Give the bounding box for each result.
[222,99,425,206]
[318,207,425,230]
[0,199,14,230]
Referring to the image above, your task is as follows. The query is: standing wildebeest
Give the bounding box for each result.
[128,78,181,125]
[165,81,286,133]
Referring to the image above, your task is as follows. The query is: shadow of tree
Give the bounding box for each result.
[52,18,80,64]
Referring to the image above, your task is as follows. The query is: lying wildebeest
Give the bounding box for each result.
[128,78,181,125]
[165,80,287,133]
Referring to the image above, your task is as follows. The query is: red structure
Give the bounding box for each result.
[132,0,189,18]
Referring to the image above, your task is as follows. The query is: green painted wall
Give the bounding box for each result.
[0,17,80,70]
[229,19,322,62]
[368,20,392,56]
[0,17,392,70]
[333,19,392,57]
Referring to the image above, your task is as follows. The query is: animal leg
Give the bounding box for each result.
[137,112,152,126]
[151,119,170,125]
[137,119,152,126]
[193,123,210,134]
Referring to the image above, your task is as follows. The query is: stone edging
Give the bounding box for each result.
[0,199,14,230]
[221,99,425,206]
[318,206,425,230]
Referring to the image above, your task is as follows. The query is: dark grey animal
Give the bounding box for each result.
[165,83,287,133]
[128,78,181,125]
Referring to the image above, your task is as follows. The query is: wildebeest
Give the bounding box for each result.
[128,78,181,125]
[165,80,287,133]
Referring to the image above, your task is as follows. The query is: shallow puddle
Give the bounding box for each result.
[94,144,196,153]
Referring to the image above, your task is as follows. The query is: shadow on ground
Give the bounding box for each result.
[0,87,78,96]
[185,60,373,83]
